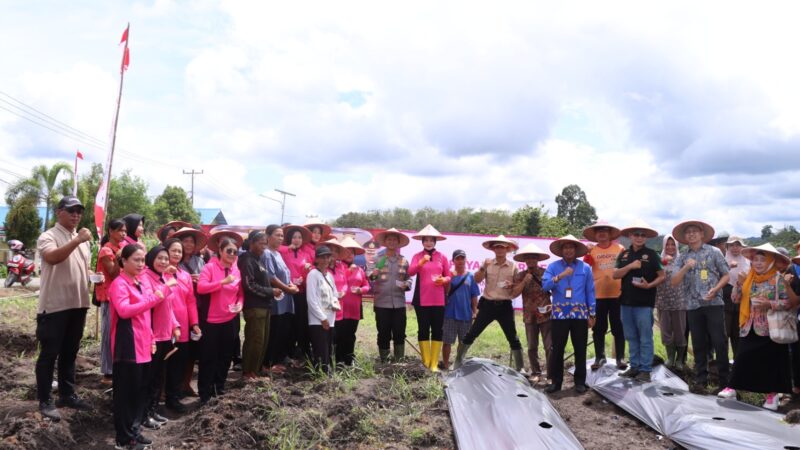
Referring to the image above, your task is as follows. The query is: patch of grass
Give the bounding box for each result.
[420,374,445,401]
[388,372,413,403]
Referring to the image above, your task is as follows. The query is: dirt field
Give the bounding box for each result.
[4,285,794,449]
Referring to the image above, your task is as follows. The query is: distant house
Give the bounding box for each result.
[0,205,48,240]
[196,208,227,225]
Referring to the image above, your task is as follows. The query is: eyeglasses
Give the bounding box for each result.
[631,232,648,238]
[224,248,237,255]
[64,207,84,215]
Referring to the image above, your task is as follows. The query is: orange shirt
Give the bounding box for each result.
[585,243,624,299]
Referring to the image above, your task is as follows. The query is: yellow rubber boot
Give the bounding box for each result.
[419,340,431,369]
[429,341,443,372]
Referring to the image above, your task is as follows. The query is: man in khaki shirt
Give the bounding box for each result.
[35,196,94,421]
[454,235,524,371]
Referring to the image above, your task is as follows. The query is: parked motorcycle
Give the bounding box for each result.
[5,240,35,288]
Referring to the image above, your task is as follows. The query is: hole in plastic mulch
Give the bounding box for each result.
[538,422,553,429]
[712,417,725,421]
[783,446,800,450]
[516,393,528,398]
[662,392,675,396]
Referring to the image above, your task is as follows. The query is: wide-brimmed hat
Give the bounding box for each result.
[726,236,747,246]
[672,220,715,245]
[171,227,208,249]
[338,235,365,255]
[708,230,730,247]
[620,219,659,239]
[157,220,192,242]
[482,235,519,251]
[282,224,312,246]
[207,229,244,253]
[322,236,344,256]
[374,228,410,248]
[412,224,446,241]
[582,221,621,242]
[549,235,589,258]
[513,243,551,263]
[304,220,332,238]
[742,243,791,271]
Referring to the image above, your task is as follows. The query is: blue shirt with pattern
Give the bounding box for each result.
[542,259,596,320]
[674,244,729,310]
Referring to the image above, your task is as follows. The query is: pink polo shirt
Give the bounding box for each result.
[338,264,370,321]
[165,268,199,343]
[408,250,451,307]
[109,272,163,364]
[197,257,243,324]
[141,268,179,342]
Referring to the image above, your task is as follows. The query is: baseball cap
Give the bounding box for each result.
[452,249,466,259]
[57,195,84,210]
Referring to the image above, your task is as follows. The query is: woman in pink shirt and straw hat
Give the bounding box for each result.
[334,236,370,366]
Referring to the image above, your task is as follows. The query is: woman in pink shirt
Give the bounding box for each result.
[108,244,166,449]
[407,225,451,372]
[162,238,200,413]
[122,213,146,249]
[334,236,370,366]
[196,230,243,405]
[96,219,126,384]
[280,224,310,362]
[140,245,180,428]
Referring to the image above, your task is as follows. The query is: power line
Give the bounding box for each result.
[0,91,107,146]
[0,104,106,152]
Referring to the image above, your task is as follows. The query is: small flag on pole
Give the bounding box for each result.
[73,150,83,196]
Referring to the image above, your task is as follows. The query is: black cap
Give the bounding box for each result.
[57,195,84,210]
[315,245,333,258]
[452,249,466,259]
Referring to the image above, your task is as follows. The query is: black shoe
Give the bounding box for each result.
[543,384,561,394]
[591,357,606,371]
[57,394,91,410]
[616,359,629,370]
[634,371,651,383]
[619,367,640,378]
[39,399,61,421]
[142,417,161,430]
[115,440,146,450]
[150,410,168,424]
[575,384,588,394]
[166,400,187,413]
[135,434,153,445]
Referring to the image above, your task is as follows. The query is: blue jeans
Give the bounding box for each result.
[620,305,654,372]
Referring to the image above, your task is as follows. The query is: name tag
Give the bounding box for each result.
[700,270,708,281]
[565,288,573,299]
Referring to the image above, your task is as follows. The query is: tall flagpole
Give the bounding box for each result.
[95,24,130,237]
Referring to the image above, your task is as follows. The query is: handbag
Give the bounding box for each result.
[766,276,798,344]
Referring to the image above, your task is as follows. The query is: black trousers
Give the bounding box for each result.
[144,341,171,413]
[688,305,729,384]
[113,360,149,445]
[266,313,294,366]
[791,320,800,389]
[232,315,242,365]
[198,317,237,401]
[414,305,445,341]
[35,308,87,402]
[335,319,359,365]
[309,325,333,371]
[292,293,312,360]
[593,298,625,359]
[165,341,189,403]
[462,298,522,350]
[375,307,407,350]
[550,319,588,387]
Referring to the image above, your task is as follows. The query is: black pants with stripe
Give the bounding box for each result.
[113,360,149,445]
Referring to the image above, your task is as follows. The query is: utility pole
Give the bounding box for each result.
[183,169,203,206]
[260,188,296,224]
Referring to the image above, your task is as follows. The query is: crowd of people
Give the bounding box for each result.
[32,195,800,449]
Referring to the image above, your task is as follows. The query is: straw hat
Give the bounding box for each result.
[741,243,791,271]
[322,236,345,256]
[374,228,410,248]
[304,220,332,238]
[338,235,365,255]
[513,243,551,263]
[582,221,621,242]
[207,229,244,253]
[708,231,730,247]
[726,236,747,246]
[282,224,312,246]
[620,219,659,239]
[157,220,193,242]
[672,220,715,245]
[412,224,447,241]
[549,235,589,258]
[482,235,519,251]
[171,227,208,249]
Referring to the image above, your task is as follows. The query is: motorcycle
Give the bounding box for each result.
[5,240,35,288]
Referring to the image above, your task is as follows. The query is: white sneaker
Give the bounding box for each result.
[763,393,781,410]
[717,387,737,399]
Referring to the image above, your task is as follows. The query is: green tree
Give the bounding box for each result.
[75,163,103,233]
[152,185,201,226]
[106,169,152,231]
[555,184,597,235]
[4,198,41,247]
[761,225,774,240]
[511,204,544,236]
[538,215,572,237]
[32,162,74,228]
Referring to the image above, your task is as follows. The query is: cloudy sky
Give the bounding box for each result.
[2,0,800,236]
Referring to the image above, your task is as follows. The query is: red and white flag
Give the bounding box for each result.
[73,150,83,196]
[95,24,130,237]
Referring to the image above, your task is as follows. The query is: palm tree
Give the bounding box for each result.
[32,163,73,227]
